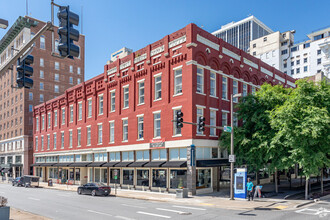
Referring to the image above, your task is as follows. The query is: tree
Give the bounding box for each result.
[270,80,330,199]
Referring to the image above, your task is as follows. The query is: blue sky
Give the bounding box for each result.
[1,0,329,80]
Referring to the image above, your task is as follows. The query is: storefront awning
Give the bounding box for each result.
[44,163,58,167]
[101,162,119,167]
[161,161,187,168]
[87,162,106,167]
[144,161,166,167]
[68,162,92,167]
[128,162,149,167]
[11,163,23,167]
[52,163,73,167]
[31,163,46,167]
[114,162,133,167]
[196,159,229,167]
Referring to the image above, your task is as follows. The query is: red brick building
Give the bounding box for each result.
[33,23,295,195]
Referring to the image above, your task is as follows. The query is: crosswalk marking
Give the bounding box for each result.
[172,205,206,211]
[156,208,185,214]
[137,211,171,218]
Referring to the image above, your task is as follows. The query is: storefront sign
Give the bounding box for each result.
[149,138,165,148]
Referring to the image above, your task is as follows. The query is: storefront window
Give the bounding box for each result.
[123,169,134,185]
[151,149,167,161]
[136,150,149,161]
[152,169,167,188]
[122,151,134,161]
[94,153,107,162]
[137,169,149,186]
[89,168,93,182]
[75,168,80,181]
[196,169,211,189]
[212,148,218,159]
[170,170,187,189]
[49,168,58,179]
[94,168,108,183]
[110,152,120,161]
[169,148,187,160]
[69,168,74,180]
[75,155,81,162]
[110,169,120,184]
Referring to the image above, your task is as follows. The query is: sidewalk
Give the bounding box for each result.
[10,207,50,220]
[38,182,316,211]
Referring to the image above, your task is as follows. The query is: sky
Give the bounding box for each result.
[0,0,329,81]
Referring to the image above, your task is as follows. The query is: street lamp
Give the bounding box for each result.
[0,18,9,29]
[230,93,242,200]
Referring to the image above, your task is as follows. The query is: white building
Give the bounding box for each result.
[212,16,273,52]
[110,47,133,62]
[250,27,330,79]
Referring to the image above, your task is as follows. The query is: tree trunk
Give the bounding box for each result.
[275,168,278,194]
[321,169,324,195]
[305,177,309,200]
[256,171,260,185]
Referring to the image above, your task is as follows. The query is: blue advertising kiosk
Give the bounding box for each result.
[234,168,247,199]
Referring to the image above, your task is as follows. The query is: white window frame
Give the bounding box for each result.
[243,83,247,97]
[98,94,104,115]
[153,111,161,139]
[154,73,162,101]
[222,76,228,100]
[61,107,66,125]
[69,130,73,148]
[97,123,103,144]
[47,134,50,150]
[47,112,51,129]
[87,126,91,146]
[53,133,57,150]
[87,98,92,118]
[137,114,144,140]
[123,85,129,109]
[109,120,115,143]
[78,102,82,121]
[122,118,128,142]
[36,117,39,131]
[174,66,183,96]
[54,110,58,127]
[210,108,217,137]
[138,79,145,105]
[77,128,81,147]
[233,80,238,103]
[110,90,115,112]
[222,111,229,126]
[196,67,204,94]
[41,115,45,130]
[61,131,64,149]
[69,105,74,123]
[210,71,217,97]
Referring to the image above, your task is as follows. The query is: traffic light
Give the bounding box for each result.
[176,111,184,128]
[198,116,205,132]
[57,6,80,58]
[16,54,34,89]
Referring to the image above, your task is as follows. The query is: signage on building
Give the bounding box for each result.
[149,138,165,148]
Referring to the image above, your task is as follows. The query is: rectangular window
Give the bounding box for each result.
[233,80,238,102]
[70,65,73,73]
[123,86,129,108]
[87,98,92,118]
[40,36,45,49]
[61,132,64,149]
[55,73,59,81]
[36,117,39,131]
[210,109,216,136]
[153,112,161,138]
[69,105,74,123]
[317,49,321,55]
[98,124,103,144]
[99,94,104,115]
[69,77,73,84]
[136,150,149,161]
[317,58,322,65]
[40,70,44,79]
[252,87,256,95]
[122,151,134,161]
[296,68,300,74]
[296,60,300,65]
[109,121,115,143]
[173,108,182,136]
[69,130,73,148]
[122,119,128,141]
[138,80,145,105]
[77,128,81,146]
[233,113,238,127]
[40,82,44,90]
[41,136,44,151]
[304,58,308,63]
[222,77,227,99]
[222,112,228,126]
[242,83,247,97]
[29,92,33,100]
[40,58,44,67]
[47,113,51,128]
[53,133,57,149]
[35,137,38,151]
[61,108,65,124]
[78,102,82,120]
[304,66,308,72]
[87,126,91,146]
[42,115,45,130]
[151,149,167,161]
[174,68,182,95]
[110,90,115,112]
[154,74,162,100]
[196,107,204,135]
[54,85,59,93]
[169,148,187,160]
[196,67,204,93]
[110,152,120,161]
[55,62,59,70]
[47,135,50,150]
[54,110,58,127]
[40,94,44,102]
[210,72,216,97]
[77,67,81,75]
[137,116,144,140]
[281,49,288,55]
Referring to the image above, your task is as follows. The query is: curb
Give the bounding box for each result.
[294,201,314,208]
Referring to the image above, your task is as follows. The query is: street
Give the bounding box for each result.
[0,184,328,220]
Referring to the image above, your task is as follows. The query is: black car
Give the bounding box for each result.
[12,177,24,187]
[12,175,40,187]
[77,183,111,196]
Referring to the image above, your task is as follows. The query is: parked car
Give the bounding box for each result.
[12,175,40,187]
[77,183,111,196]
[12,177,24,187]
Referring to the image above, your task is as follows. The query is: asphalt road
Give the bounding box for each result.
[0,184,329,220]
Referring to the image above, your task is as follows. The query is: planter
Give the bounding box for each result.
[0,206,10,220]
[176,188,188,198]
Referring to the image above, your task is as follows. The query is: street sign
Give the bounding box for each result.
[224,126,232,133]
[229,154,236,163]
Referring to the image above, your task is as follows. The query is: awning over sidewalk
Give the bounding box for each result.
[127,162,148,167]
[68,162,92,167]
[161,161,187,168]
[144,161,166,167]
[87,162,106,167]
[101,162,119,167]
[114,162,133,167]
[31,163,46,167]
[52,163,73,167]
[196,159,229,167]
[11,163,23,167]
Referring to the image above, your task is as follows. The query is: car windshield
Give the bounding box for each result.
[93,183,106,187]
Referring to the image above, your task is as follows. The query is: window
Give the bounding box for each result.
[70,131,74,148]
[317,49,321,55]
[55,39,59,53]
[304,66,308,72]
[110,90,115,112]
[29,92,33,100]
[233,80,238,102]
[55,73,59,81]
[35,137,38,151]
[242,83,247,97]
[122,119,128,141]
[283,63,287,68]
[304,58,308,63]
[314,34,324,41]
[252,87,256,95]
[153,112,161,138]
[169,148,187,160]
[41,136,44,151]
[174,67,182,95]
[98,94,104,115]
[109,152,120,161]
[296,60,300,65]
[54,85,59,93]
[222,112,228,126]
[291,46,298,52]
[281,41,287,46]
[47,113,51,128]
[210,109,216,136]
[29,104,33,112]
[138,80,145,105]
[55,62,59,70]
[87,126,91,145]
[291,61,294,66]
[291,69,294,75]
[154,74,162,100]
[40,36,45,49]
[222,77,227,99]
[253,52,256,56]
[317,58,322,65]
[70,65,73,73]
[61,108,65,124]
[196,107,204,135]
[41,115,45,130]
[303,43,310,48]
[98,124,103,144]
[61,132,64,149]
[151,149,167,160]
[109,121,115,143]
[36,117,39,131]
[136,150,149,161]
[196,67,204,93]
[54,110,58,127]
[53,133,57,149]
[210,72,216,97]
[78,102,82,121]
[40,70,44,79]
[296,68,300,74]
[123,86,129,108]
[87,98,92,118]
[77,67,81,75]
[281,49,288,55]
[263,37,267,42]
[253,43,256,48]
[68,105,73,123]
[122,151,134,161]
[69,77,73,84]
[40,82,44,90]
[137,116,144,140]
[77,78,81,84]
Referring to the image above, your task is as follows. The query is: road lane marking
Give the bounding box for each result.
[28,197,40,201]
[156,208,186,214]
[115,216,135,220]
[137,211,171,218]
[172,205,206,211]
[87,210,113,217]
[121,204,146,209]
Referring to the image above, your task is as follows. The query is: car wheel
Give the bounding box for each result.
[91,190,96,196]
[78,188,82,195]
[12,183,14,186]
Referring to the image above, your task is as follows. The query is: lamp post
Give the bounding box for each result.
[230,93,242,200]
[0,18,9,29]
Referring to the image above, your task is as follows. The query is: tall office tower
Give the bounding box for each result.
[0,16,85,178]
